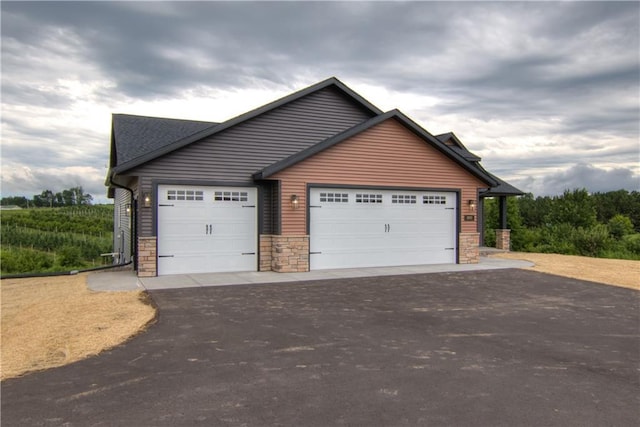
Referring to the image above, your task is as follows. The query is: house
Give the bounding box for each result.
[106,77,522,277]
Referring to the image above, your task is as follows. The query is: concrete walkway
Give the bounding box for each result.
[87,257,533,292]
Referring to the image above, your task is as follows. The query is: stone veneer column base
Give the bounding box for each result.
[459,232,480,264]
[259,235,273,271]
[137,237,157,277]
[271,235,309,273]
[495,229,511,250]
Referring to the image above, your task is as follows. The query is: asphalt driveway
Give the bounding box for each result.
[2,269,639,426]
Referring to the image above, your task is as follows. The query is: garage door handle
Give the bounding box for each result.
[158,255,174,258]
[205,224,213,234]
[242,252,256,255]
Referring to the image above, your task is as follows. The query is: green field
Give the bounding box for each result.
[1,205,114,275]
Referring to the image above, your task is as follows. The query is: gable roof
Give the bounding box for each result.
[435,132,524,196]
[435,132,482,162]
[254,109,498,187]
[110,114,216,168]
[109,77,382,176]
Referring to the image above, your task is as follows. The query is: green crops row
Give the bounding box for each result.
[0,206,115,274]
[1,225,111,255]
[1,205,113,236]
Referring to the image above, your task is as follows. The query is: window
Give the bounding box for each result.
[214,191,248,202]
[392,194,416,204]
[356,193,383,203]
[167,190,204,201]
[423,195,446,205]
[319,192,349,203]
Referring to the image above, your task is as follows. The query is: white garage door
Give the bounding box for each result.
[309,188,456,270]
[157,185,257,275]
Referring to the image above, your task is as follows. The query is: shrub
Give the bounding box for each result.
[59,245,82,267]
[608,214,634,239]
[623,234,640,254]
[571,224,612,257]
[1,248,55,274]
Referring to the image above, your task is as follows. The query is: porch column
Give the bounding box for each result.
[495,196,511,250]
[498,196,507,229]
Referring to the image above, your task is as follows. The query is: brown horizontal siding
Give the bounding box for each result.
[272,118,486,235]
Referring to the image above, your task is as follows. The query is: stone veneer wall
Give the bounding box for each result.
[259,235,273,271]
[270,235,309,273]
[137,237,157,277]
[495,229,511,250]
[458,232,480,264]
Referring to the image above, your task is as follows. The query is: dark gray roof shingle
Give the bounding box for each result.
[111,114,216,167]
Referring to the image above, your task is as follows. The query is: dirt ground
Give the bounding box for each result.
[1,254,637,380]
[1,273,156,380]
[491,252,640,290]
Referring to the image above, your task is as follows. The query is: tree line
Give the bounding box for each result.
[1,186,94,208]
[484,189,640,260]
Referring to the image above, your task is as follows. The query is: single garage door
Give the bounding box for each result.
[157,185,257,275]
[309,188,456,270]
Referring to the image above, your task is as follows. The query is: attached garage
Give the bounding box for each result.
[108,77,523,277]
[309,188,457,270]
[156,185,257,275]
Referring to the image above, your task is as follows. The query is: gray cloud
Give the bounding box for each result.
[1,1,638,201]
[513,163,640,196]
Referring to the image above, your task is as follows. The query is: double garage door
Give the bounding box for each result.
[156,185,457,275]
[309,188,457,270]
[157,185,257,275]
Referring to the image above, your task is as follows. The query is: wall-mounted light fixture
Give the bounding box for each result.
[468,199,477,212]
[290,194,300,210]
[125,203,131,214]
[143,192,152,208]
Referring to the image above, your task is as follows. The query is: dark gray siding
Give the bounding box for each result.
[132,87,374,236]
[258,180,279,235]
[113,188,132,263]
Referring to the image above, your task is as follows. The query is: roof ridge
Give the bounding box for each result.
[112,113,216,124]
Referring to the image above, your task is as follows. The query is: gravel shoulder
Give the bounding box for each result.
[490,252,639,290]
[0,274,156,380]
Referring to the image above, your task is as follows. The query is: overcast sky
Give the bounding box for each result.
[2,1,638,204]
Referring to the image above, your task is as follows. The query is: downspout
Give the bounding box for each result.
[109,173,137,269]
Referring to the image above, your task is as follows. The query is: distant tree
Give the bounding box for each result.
[518,193,553,228]
[593,190,640,232]
[0,196,29,208]
[545,188,597,229]
[33,190,55,208]
[61,189,74,206]
[71,186,93,205]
